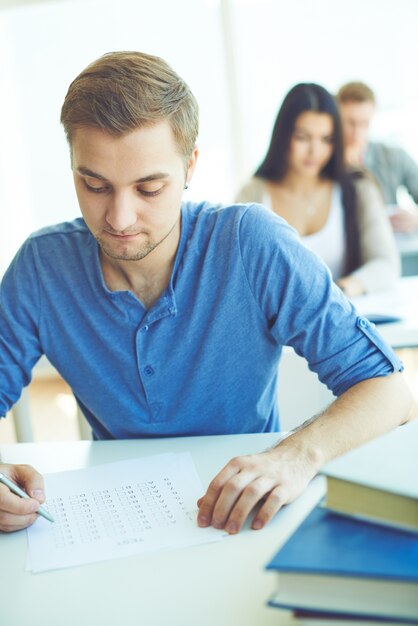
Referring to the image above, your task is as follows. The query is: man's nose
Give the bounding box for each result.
[105,192,138,232]
[349,122,361,140]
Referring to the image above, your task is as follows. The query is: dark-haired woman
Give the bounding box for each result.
[236,83,399,297]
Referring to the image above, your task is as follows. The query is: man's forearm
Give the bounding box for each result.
[278,372,415,472]
[197,372,414,534]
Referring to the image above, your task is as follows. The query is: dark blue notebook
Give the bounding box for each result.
[266,506,418,622]
[366,313,402,325]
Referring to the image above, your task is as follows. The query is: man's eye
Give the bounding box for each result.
[138,186,164,197]
[84,180,108,193]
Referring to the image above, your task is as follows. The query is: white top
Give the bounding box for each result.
[302,185,346,279]
[262,184,346,279]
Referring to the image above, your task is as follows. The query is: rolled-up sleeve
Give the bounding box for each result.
[238,204,403,397]
[304,312,403,396]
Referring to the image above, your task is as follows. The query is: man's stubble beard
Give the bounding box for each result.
[96,218,179,262]
[96,236,158,262]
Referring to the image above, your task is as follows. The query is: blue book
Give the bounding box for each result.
[266,507,418,623]
[292,609,418,625]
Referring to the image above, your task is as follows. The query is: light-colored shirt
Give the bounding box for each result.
[259,183,346,280]
[302,186,346,279]
[0,202,401,439]
[365,142,418,206]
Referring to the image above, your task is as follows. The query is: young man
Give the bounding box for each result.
[0,52,413,535]
[337,81,418,233]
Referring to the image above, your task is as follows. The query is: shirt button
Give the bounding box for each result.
[144,365,154,377]
[143,325,149,332]
[359,318,369,328]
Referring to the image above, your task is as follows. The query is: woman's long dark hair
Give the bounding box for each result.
[256,83,361,274]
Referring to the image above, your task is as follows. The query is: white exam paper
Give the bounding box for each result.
[27,452,224,573]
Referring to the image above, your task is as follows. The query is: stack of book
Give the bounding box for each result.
[265,420,418,624]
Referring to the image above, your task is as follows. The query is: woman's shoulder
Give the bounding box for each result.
[346,168,388,227]
[342,167,384,206]
[235,176,267,203]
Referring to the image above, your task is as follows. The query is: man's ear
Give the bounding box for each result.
[185,146,199,186]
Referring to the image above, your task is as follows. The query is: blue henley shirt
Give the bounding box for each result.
[0,201,401,439]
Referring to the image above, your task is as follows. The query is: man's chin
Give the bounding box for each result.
[98,241,155,262]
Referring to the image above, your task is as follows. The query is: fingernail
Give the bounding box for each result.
[198,514,208,526]
[252,519,263,530]
[212,518,223,529]
[225,521,237,534]
[31,489,44,500]
[31,501,40,513]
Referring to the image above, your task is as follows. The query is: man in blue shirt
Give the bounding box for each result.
[0,52,413,535]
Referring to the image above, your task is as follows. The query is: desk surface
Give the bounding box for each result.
[396,231,418,256]
[0,434,324,626]
[352,276,418,348]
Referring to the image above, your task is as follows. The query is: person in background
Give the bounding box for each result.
[336,81,418,234]
[236,83,399,298]
[0,54,413,536]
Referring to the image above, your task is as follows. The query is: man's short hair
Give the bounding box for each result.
[60,51,199,160]
[336,81,376,105]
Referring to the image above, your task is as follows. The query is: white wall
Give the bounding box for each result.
[1,0,418,273]
[0,0,231,272]
[229,0,418,184]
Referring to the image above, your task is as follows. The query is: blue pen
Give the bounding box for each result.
[0,472,55,523]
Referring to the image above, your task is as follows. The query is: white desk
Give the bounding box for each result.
[352,275,418,349]
[0,433,325,626]
[396,231,418,277]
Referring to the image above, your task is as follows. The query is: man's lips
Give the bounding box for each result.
[103,231,142,240]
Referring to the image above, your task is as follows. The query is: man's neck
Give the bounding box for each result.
[345,143,366,167]
[100,221,181,309]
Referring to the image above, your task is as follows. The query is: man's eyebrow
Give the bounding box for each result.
[76,167,170,183]
[76,167,107,181]
[135,172,170,183]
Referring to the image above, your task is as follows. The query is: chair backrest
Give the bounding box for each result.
[277,347,335,431]
[10,387,34,442]
[10,358,92,442]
